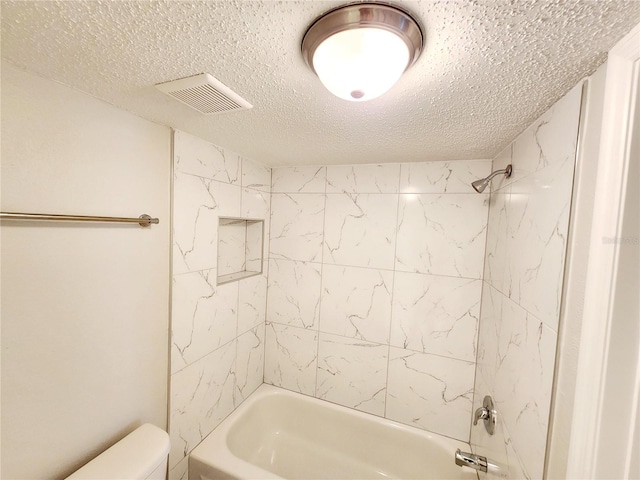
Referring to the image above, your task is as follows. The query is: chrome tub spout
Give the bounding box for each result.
[454,449,488,472]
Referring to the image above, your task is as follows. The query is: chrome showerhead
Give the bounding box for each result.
[471,177,490,193]
[471,165,512,193]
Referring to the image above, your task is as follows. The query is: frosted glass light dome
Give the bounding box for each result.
[313,28,411,101]
[302,3,423,102]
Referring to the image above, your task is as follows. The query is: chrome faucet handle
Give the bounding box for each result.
[473,395,496,435]
[473,406,489,425]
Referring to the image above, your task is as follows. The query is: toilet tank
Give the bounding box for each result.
[65,424,170,480]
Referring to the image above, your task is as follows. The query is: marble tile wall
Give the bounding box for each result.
[264,160,492,442]
[471,83,583,479]
[166,80,579,477]
[168,130,271,479]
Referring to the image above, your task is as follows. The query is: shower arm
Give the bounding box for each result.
[485,164,513,182]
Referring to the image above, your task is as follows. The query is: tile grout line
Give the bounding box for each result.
[264,255,484,281]
[468,156,495,445]
[314,167,328,399]
[383,164,403,419]
[261,166,274,387]
[233,157,244,406]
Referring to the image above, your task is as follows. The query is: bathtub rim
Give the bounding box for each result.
[189,383,476,480]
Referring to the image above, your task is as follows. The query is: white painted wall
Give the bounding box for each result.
[598,76,639,477]
[545,62,607,479]
[1,61,171,479]
[567,22,640,478]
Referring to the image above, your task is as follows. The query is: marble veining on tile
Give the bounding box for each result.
[171,269,238,374]
[472,83,581,480]
[326,164,400,194]
[390,272,481,362]
[238,262,268,333]
[271,166,326,193]
[386,347,475,441]
[235,324,265,404]
[265,158,493,441]
[267,259,321,329]
[491,83,581,191]
[264,322,318,395]
[242,157,271,192]
[173,172,241,274]
[170,131,270,475]
[242,187,270,271]
[400,160,492,194]
[396,193,488,278]
[494,297,557,479]
[241,187,270,226]
[169,340,236,469]
[504,159,574,330]
[320,264,393,344]
[174,130,241,184]
[270,193,324,262]
[324,193,398,270]
[316,333,388,416]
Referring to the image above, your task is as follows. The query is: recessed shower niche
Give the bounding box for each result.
[216,217,264,285]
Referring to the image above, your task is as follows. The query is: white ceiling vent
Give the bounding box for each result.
[155,73,252,115]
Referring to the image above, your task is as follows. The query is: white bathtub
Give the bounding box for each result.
[189,384,478,480]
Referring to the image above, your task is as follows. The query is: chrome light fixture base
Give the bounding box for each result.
[302,3,423,75]
[301,3,423,101]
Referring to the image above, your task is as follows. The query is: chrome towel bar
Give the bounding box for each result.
[0,212,159,227]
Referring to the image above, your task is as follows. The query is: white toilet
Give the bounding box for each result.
[65,424,170,480]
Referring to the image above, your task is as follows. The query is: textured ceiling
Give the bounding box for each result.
[2,1,640,166]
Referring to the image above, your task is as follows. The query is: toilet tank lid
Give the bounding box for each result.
[65,424,170,480]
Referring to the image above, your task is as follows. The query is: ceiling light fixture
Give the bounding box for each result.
[301,2,423,102]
